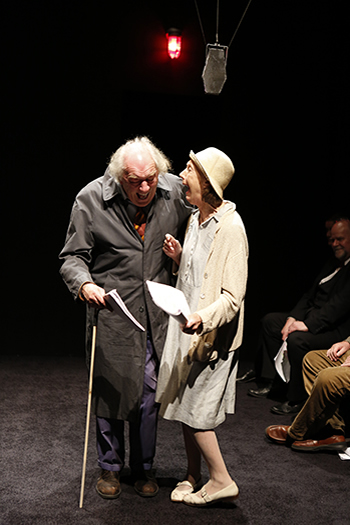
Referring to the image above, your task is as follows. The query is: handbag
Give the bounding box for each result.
[187,329,218,363]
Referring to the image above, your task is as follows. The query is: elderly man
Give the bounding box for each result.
[238,217,350,415]
[59,137,191,499]
[265,337,350,452]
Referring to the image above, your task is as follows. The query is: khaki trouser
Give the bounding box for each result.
[288,348,350,441]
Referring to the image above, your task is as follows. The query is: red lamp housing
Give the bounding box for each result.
[166,28,182,59]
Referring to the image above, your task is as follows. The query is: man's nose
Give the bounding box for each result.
[139,180,150,192]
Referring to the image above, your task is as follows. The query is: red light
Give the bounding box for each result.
[167,33,182,59]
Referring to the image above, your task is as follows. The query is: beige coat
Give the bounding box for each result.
[188,207,248,362]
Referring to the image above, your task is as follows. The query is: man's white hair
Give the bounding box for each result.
[108,136,172,182]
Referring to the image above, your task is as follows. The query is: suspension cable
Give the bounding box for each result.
[194,0,207,46]
[215,0,220,44]
[228,0,252,49]
[194,0,252,48]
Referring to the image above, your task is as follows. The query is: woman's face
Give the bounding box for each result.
[180,160,207,207]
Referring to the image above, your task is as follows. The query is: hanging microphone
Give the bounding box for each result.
[202,44,228,95]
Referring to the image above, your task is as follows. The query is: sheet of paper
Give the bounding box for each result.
[274,340,291,382]
[146,280,190,324]
[339,447,350,460]
[104,289,145,332]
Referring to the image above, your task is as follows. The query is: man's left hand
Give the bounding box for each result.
[286,320,308,336]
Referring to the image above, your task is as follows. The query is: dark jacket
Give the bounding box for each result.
[289,259,350,336]
[59,169,191,421]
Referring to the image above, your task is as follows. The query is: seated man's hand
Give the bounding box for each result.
[281,318,308,340]
[287,320,308,335]
[341,355,350,367]
[281,317,296,341]
[327,340,350,362]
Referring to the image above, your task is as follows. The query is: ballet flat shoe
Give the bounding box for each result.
[183,481,239,507]
[170,477,202,502]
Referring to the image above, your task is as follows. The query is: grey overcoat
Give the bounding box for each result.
[59,169,191,421]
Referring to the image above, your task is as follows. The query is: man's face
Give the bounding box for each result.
[121,149,158,207]
[330,220,350,263]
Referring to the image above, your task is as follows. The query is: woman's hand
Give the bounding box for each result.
[163,233,182,266]
[181,313,203,335]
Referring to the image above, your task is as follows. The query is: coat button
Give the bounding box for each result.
[200,293,205,299]
[204,273,208,279]
[139,306,144,313]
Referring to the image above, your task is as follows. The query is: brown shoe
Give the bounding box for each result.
[291,435,347,453]
[96,469,121,499]
[134,470,159,498]
[265,425,292,444]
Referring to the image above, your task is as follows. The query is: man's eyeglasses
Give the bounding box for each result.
[123,173,158,187]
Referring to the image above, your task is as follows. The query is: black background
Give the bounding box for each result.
[3,0,349,357]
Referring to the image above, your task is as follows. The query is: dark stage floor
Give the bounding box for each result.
[0,355,349,525]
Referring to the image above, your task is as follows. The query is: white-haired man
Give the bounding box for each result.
[60,137,191,499]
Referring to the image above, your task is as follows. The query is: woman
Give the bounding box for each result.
[156,147,248,507]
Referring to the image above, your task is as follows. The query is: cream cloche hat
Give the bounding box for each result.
[189,147,235,200]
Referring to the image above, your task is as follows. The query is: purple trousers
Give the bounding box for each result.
[96,333,159,473]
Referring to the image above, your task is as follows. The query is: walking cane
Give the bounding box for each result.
[79,308,98,508]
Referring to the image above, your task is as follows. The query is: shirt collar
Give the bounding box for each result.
[195,200,236,226]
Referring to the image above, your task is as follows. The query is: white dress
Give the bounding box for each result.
[156,202,238,430]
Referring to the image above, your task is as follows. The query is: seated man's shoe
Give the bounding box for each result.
[270,401,303,415]
[183,481,239,507]
[236,369,256,383]
[291,434,347,453]
[134,469,159,498]
[96,469,121,499]
[265,425,292,444]
[247,383,272,398]
[170,477,202,502]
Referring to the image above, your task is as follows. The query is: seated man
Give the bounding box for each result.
[238,217,350,415]
[265,337,350,452]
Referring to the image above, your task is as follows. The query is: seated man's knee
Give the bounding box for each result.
[303,350,315,370]
[302,348,329,374]
[261,312,285,333]
[313,368,343,398]
[287,332,309,354]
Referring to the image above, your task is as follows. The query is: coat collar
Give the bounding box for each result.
[102,169,174,203]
